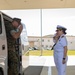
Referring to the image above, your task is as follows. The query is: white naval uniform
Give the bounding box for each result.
[53,34,68,75]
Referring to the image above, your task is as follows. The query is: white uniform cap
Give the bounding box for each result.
[57,25,67,30]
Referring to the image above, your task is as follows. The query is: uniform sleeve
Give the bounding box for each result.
[60,37,67,47]
[10,30,16,35]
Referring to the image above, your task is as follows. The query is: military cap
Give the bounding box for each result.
[56,25,67,34]
[56,25,67,30]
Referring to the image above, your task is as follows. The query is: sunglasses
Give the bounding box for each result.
[56,29,62,32]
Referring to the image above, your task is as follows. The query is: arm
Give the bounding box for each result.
[63,46,68,58]
[11,25,23,39]
[62,46,68,64]
[61,37,68,64]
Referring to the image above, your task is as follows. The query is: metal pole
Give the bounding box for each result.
[40,9,42,56]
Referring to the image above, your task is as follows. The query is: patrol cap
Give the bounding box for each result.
[56,25,67,30]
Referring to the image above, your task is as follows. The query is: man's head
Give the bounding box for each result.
[12,18,21,28]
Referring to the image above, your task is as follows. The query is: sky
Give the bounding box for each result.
[1,8,75,36]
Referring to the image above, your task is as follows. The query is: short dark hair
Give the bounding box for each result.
[12,18,21,24]
[62,29,67,34]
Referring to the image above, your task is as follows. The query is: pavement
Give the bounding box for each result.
[23,56,75,75]
[24,66,43,75]
[52,66,75,75]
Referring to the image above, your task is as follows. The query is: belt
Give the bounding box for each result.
[54,51,64,53]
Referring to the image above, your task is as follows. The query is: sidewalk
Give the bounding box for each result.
[52,66,75,75]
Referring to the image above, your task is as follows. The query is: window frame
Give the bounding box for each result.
[0,14,2,34]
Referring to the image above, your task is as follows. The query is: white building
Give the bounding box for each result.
[28,35,75,50]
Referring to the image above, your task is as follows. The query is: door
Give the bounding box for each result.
[0,12,7,75]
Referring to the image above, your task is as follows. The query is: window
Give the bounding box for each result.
[48,40,50,42]
[71,42,72,44]
[0,15,2,34]
[42,45,44,47]
[42,39,44,42]
[37,39,39,42]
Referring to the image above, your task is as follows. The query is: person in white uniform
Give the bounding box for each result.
[53,25,68,75]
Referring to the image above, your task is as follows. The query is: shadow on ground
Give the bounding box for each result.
[23,66,43,75]
[23,66,75,75]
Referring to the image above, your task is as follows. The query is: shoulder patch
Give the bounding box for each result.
[61,36,64,38]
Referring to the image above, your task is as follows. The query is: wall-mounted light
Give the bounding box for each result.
[60,0,63,1]
[24,0,27,2]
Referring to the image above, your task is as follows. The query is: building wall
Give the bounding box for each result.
[66,36,75,50]
[28,35,75,50]
[29,41,34,47]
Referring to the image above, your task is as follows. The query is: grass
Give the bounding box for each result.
[25,50,75,56]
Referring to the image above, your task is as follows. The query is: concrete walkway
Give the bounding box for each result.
[52,66,75,75]
[23,56,75,75]
[23,66,75,75]
[24,66,43,75]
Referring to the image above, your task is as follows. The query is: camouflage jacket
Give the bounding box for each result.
[5,22,16,49]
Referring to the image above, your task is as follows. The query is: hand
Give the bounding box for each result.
[18,25,23,31]
[62,59,66,64]
[53,33,59,42]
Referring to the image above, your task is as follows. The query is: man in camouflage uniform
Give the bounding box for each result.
[5,18,23,75]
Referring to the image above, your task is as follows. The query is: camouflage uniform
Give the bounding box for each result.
[5,22,19,75]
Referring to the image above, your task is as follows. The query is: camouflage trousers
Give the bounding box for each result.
[8,49,19,75]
